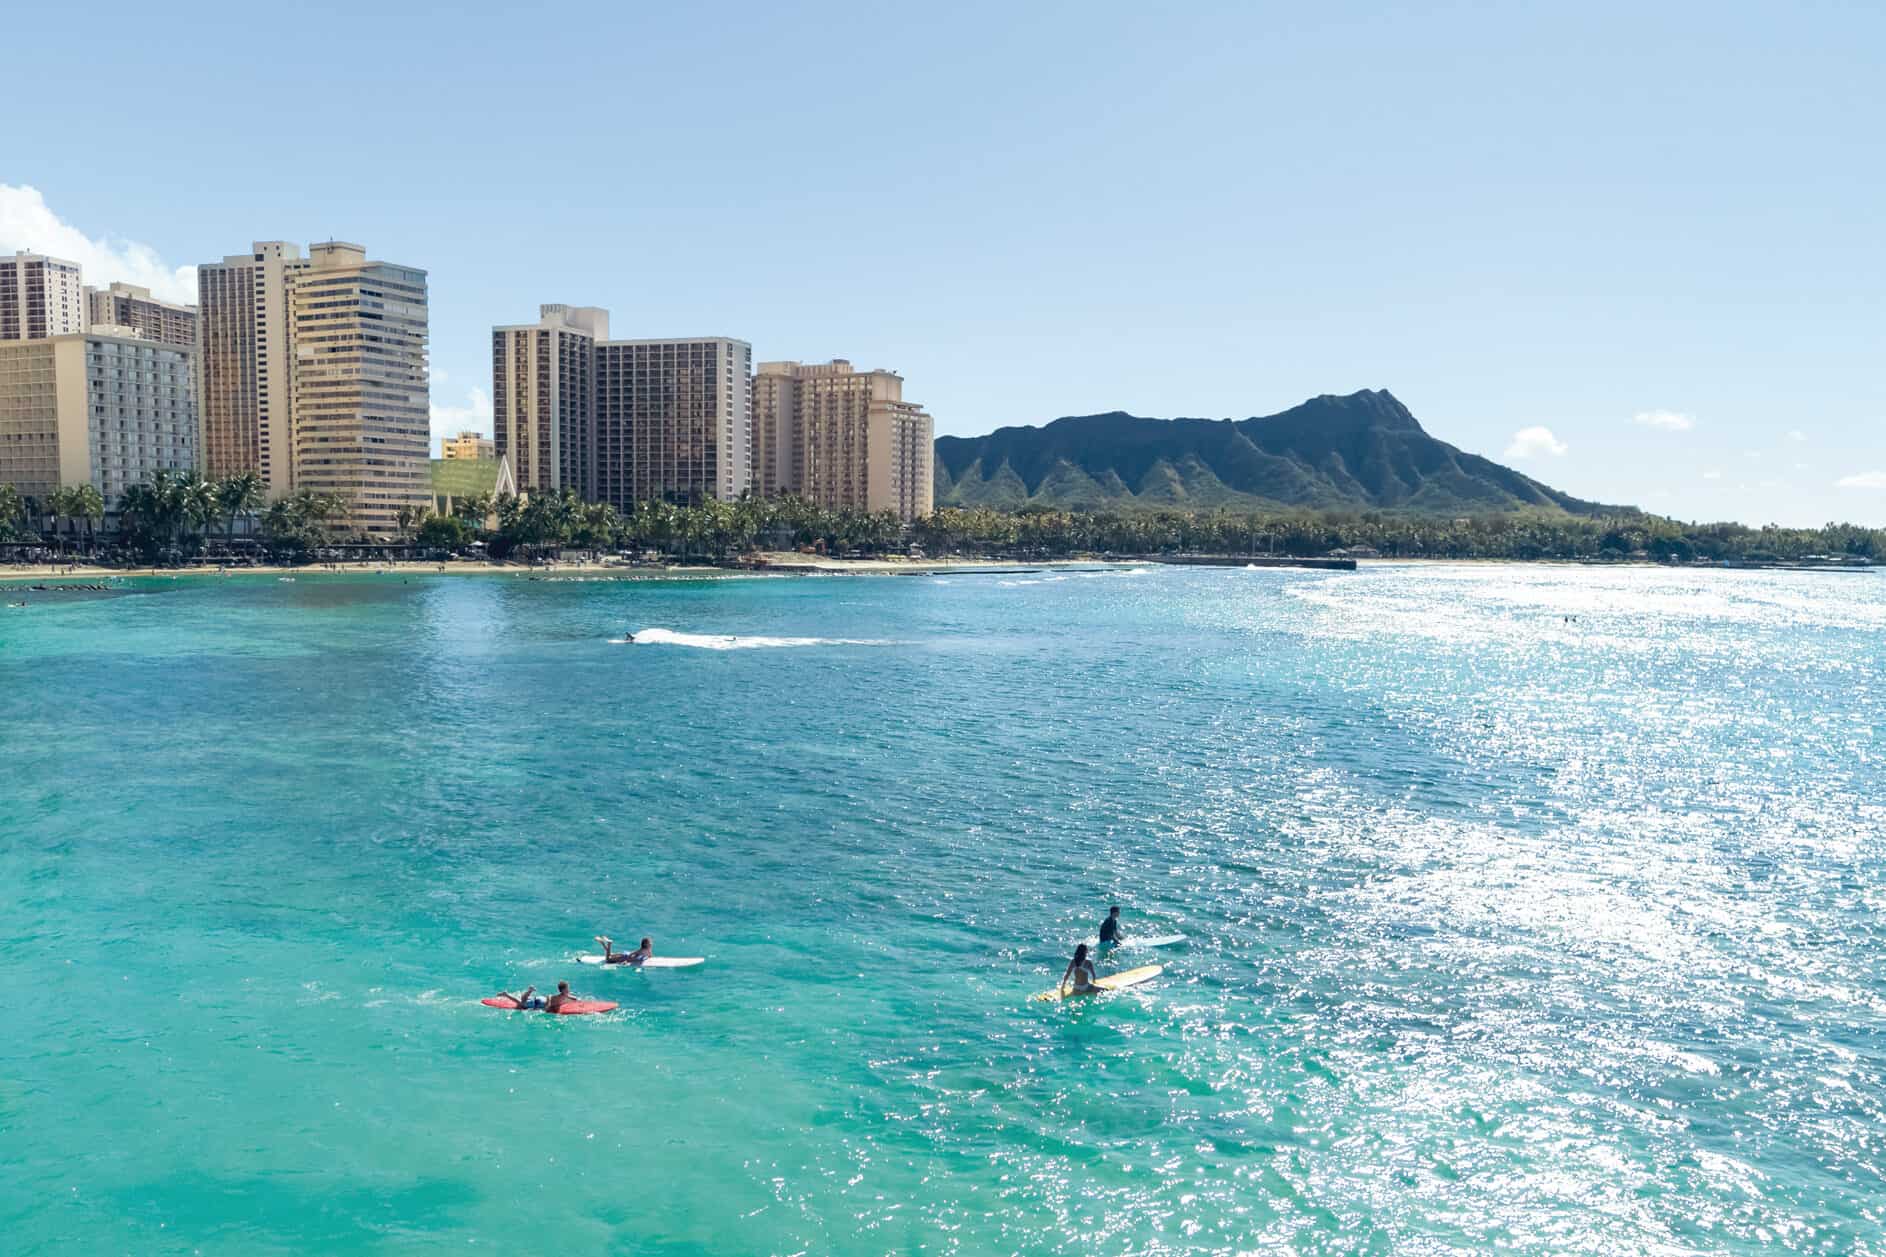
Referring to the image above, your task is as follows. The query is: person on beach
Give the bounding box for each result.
[1060,943,1098,995]
[596,935,653,965]
[1098,905,1126,946]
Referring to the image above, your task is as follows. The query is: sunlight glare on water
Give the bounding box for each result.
[1,562,1881,1255]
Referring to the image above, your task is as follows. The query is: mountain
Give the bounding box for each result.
[933,389,1621,516]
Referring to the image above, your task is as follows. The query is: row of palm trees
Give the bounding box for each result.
[6,472,1882,565]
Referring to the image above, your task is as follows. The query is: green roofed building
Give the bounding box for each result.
[431,455,516,523]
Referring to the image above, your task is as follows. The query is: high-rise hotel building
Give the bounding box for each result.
[595,336,751,508]
[752,360,933,519]
[196,242,307,493]
[0,328,197,511]
[87,283,197,349]
[491,305,606,498]
[288,242,430,535]
[492,306,751,509]
[0,252,86,341]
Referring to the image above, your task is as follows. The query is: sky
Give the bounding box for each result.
[3,0,1881,526]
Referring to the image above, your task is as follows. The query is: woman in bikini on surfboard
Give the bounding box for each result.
[1059,943,1099,995]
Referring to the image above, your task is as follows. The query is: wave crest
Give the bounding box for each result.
[623,628,893,650]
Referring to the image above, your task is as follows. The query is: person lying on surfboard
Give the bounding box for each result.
[492,980,579,1012]
[494,985,544,1010]
[1098,905,1126,946]
[1059,943,1099,995]
[595,935,653,965]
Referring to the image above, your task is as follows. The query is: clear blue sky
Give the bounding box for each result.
[5,0,1881,525]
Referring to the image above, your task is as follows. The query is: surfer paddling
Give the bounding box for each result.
[492,980,580,1012]
[1098,905,1126,946]
[595,935,653,965]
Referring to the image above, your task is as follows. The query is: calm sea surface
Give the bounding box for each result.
[2,563,1882,1255]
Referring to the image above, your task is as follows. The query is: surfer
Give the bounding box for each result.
[1098,905,1126,946]
[1059,943,1098,996]
[494,984,545,1010]
[596,935,653,965]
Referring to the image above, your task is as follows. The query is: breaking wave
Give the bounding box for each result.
[620,628,895,650]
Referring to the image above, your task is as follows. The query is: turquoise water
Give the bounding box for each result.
[3,563,1883,1255]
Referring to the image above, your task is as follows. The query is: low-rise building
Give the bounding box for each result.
[440,430,497,461]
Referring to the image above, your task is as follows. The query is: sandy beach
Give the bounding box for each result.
[0,551,1098,584]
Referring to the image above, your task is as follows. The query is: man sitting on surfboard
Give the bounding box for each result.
[595,935,653,965]
[1060,943,1099,995]
[1098,906,1126,946]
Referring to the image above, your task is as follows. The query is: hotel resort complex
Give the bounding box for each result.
[0,245,938,538]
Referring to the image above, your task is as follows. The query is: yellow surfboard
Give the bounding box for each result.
[1033,963,1164,1002]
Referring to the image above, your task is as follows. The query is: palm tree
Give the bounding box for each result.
[453,491,494,530]
[215,472,266,547]
[43,486,72,555]
[0,483,22,541]
[70,484,104,554]
[394,504,423,541]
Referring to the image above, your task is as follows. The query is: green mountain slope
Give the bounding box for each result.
[933,389,1621,515]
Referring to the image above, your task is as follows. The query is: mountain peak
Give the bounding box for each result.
[934,390,1620,516]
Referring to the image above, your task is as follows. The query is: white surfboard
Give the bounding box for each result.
[577,954,704,968]
[1081,933,1186,949]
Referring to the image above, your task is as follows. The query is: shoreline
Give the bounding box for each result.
[0,553,1125,584]
[2,553,1873,586]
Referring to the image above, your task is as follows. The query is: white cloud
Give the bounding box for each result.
[430,385,493,452]
[1504,426,1567,460]
[1702,469,1722,480]
[1786,429,1806,442]
[1835,471,1886,490]
[1633,409,1695,432]
[0,183,196,303]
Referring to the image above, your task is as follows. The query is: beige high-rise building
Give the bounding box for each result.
[288,242,430,536]
[196,241,307,492]
[0,329,196,510]
[440,430,496,461]
[594,336,751,508]
[1,252,86,341]
[752,359,933,519]
[491,304,606,497]
[87,283,197,349]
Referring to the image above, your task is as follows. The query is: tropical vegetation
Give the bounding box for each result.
[1,475,1881,566]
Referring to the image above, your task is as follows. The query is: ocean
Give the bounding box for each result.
[2,563,1881,1255]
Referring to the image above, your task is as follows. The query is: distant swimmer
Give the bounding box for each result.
[1059,943,1099,996]
[595,935,653,965]
[1098,905,1126,946]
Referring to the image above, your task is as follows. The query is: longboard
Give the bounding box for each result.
[1033,964,1163,1003]
[482,997,617,1015]
[577,954,704,968]
[1083,933,1186,949]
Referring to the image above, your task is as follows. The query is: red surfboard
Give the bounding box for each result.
[481,997,617,1015]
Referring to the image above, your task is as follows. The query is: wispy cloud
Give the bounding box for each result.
[0,183,195,304]
[1786,429,1806,442]
[1633,409,1695,432]
[1835,471,1886,490]
[1702,469,1723,480]
[1504,426,1567,460]
[430,385,493,451]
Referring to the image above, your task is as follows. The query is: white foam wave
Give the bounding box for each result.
[623,628,893,650]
